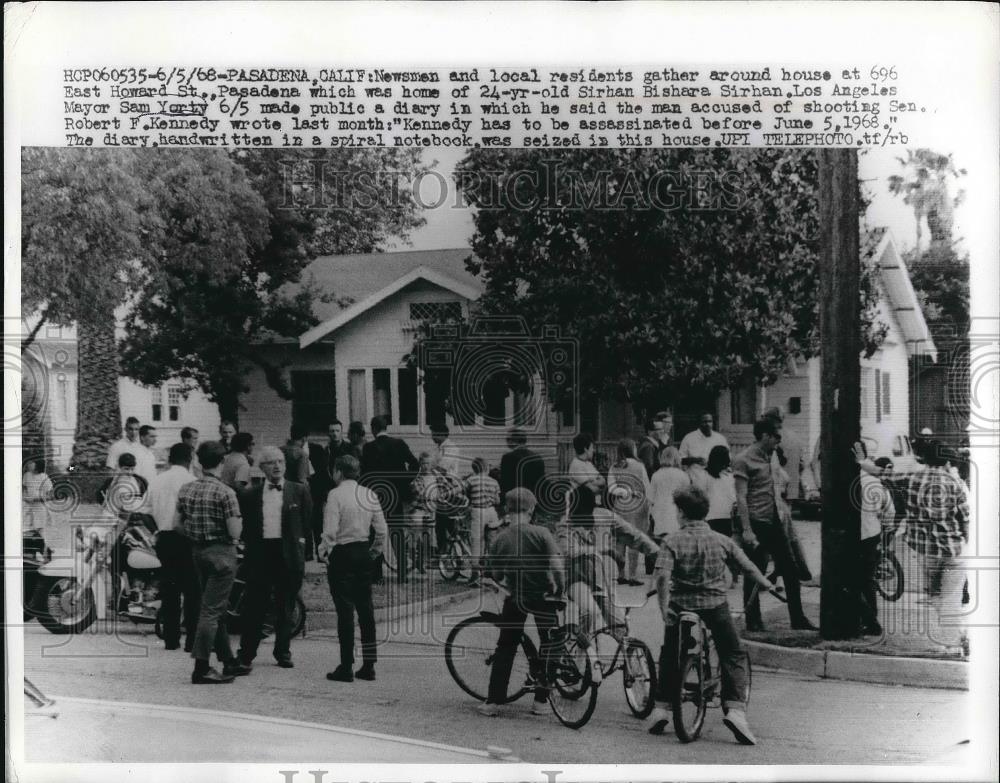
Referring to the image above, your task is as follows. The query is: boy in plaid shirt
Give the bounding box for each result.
[465,458,500,583]
[648,485,778,745]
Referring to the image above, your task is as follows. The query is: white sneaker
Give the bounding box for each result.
[647,706,670,736]
[529,698,548,716]
[477,702,500,717]
[723,709,757,745]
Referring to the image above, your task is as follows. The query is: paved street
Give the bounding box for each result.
[21,586,970,765]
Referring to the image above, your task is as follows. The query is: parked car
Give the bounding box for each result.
[792,428,920,519]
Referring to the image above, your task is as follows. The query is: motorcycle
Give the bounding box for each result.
[32,518,163,635]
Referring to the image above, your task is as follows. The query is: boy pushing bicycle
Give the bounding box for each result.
[648,485,780,745]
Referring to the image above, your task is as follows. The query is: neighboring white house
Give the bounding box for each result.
[714,229,938,489]
[21,317,220,471]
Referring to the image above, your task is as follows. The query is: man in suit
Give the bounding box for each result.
[360,415,418,582]
[235,446,313,669]
[499,428,546,501]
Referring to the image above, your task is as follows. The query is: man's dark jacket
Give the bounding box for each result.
[238,480,313,576]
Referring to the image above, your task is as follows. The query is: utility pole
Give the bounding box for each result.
[818,149,862,639]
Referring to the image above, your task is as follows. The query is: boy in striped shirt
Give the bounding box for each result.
[465,458,501,584]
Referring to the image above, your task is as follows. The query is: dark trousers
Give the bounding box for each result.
[707,518,733,537]
[238,540,303,663]
[388,523,408,582]
[155,530,201,646]
[743,518,806,627]
[435,512,456,553]
[858,535,881,630]
[655,603,748,711]
[487,596,558,704]
[328,541,377,668]
[190,541,237,664]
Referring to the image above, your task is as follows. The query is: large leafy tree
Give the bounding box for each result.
[453,148,884,417]
[120,149,428,424]
[21,149,154,469]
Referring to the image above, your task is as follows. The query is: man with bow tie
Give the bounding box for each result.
[235,446,313,670]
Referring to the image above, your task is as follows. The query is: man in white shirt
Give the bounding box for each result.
[106,416,142,470]
[320,454,388,683]
[133,425,159,484]
[680,412,729,485]
[148,443,198,651]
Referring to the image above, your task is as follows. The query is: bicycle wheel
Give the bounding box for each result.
[456,538,474,580]
[623,639,656,718]
[673,654,707,742]
[548,636,600,729]
[875,551,904,602]
[445,616,537,704]
[438,540,461,581]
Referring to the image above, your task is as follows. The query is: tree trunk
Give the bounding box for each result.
[216,390,240,430]
[818,149,863,640]
[70,313,122,470]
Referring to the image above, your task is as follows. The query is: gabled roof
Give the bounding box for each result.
[299,263,481,348]
[296,248,480,324]
[871,230,938,362]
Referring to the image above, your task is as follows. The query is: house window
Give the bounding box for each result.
[398,367,418,426]
[56,373,69,422]
[882,372,891,417]
[514,386,537,427]
[874,369,882,423]
[292,371,337,433]
[424,367,450,426]
[347,369,367,424]
[730,378,757,425]
[860,367,871,420]
[373,368,392,425]
[409,301,463,323]
[483,376,509,426]
[167,385,181,422]
[151,387,163,422]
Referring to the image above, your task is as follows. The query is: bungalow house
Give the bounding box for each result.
[238,248,571,473]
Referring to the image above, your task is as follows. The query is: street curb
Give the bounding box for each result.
[744,639,969,690]
[305,588,478,634]
[374,587,479,624]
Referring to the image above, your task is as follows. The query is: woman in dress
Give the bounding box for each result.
[607,438,651,586]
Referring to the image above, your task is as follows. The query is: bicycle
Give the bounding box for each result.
[585,587,659,718]
[444,580,600,729]
[437,509,474,582]
[671,584,784,742]
[875,528,904,602]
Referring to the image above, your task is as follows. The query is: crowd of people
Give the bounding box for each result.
[22,403,970,742]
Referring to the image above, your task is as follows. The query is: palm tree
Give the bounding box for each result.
[21,149,152,471]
